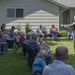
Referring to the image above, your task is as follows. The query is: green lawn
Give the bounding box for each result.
[0,39,75,75]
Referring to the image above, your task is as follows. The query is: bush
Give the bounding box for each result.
[58,30,67,37]
[25,23,31,34]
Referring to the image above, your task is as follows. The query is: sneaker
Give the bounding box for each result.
[7,49,12,50]
[0,52,4,55]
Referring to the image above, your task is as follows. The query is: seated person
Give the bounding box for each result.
[23,31,39,56]
[32,50,47,75]
[26,30,35,39]
[24,32,52,64]
[36,25,46,41]
[19,32,26,56]
[19,32,26,45]
[14,29,21,45]
[50,25,58,39]
[0,33,6,54]
[39,41,52,65]
[67,28,73,40]
[1,23,6,32]
[24,32,40,54]
[2,30,13,50]
[14,30,26,54]
[9,26,15,48]
[42,45,75,75]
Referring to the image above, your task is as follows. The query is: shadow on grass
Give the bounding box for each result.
[44,38,73,46]
[66,54,75,69]
[50,53,75,69]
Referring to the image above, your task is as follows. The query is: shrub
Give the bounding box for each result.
[25,23,31,34]
[58,30,67,37]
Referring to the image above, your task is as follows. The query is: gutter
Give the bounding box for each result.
[48,0,67,8]
[48,0,68,13]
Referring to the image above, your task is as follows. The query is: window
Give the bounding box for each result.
[7,9,15,17]
[7,8,24,18]
[16,9,23,17]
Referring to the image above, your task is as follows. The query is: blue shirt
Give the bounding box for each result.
[25,39,40,51]
[9,29,14,39]
[43,60,75,75]
[32,58,46,74]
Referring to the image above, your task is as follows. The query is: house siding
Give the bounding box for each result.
[0,0,59,32]
[70,9,74,24]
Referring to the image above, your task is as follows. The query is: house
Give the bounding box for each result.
[0,0,75,32]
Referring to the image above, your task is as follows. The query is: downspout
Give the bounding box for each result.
[59,8,68,14]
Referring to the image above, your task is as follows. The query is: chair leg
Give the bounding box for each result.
[27,57,32,69]
[14,47,19,53]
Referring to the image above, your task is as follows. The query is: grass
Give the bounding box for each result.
[45,39,75,69]
[0,39,75,75]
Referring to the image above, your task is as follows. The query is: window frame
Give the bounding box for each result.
[7,8,24,18]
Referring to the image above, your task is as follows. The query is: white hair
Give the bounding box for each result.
[35,50,48,59]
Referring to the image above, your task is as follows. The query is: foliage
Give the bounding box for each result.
[16,25,21,31]
[43,26,47,34]
[25,23,31,34]
[58,30,67,37]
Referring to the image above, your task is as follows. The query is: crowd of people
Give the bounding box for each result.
[0,23,75,75]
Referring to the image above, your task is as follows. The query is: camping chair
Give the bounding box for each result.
[23,43,37,69]
[14,39,22,53]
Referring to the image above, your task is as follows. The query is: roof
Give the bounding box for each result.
[48,0,75,8]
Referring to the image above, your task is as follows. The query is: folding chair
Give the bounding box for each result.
[24,43,37,69]
[14,39,22,53]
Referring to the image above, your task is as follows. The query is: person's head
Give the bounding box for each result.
[11,26,15,30]
[28,29,33,32]
[35,50,48,60]
[52,25,55,28]
[32,32,38,41]
[14,29,19,35]
[1,24,6,31]
[54,45,69,62]
[2,24,6,27]
[40,25,42,28]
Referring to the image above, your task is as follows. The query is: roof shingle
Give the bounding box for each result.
[49,0,75,7]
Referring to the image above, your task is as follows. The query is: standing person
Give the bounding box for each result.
[67,28,74,40]
[42,45,75,75]
[32,50,47,75]
[50,25,58,39]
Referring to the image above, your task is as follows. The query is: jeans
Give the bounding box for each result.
[6,40,14,49]
[68,34,73,40]
[0,43,5,54]
[51,33,58,39]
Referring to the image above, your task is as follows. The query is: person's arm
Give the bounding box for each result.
[66,66,75,75]
[40,59,46,70]
[42,66,49,75]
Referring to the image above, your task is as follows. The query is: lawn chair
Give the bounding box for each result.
[14,39,22,53]
[23,43,37,69]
